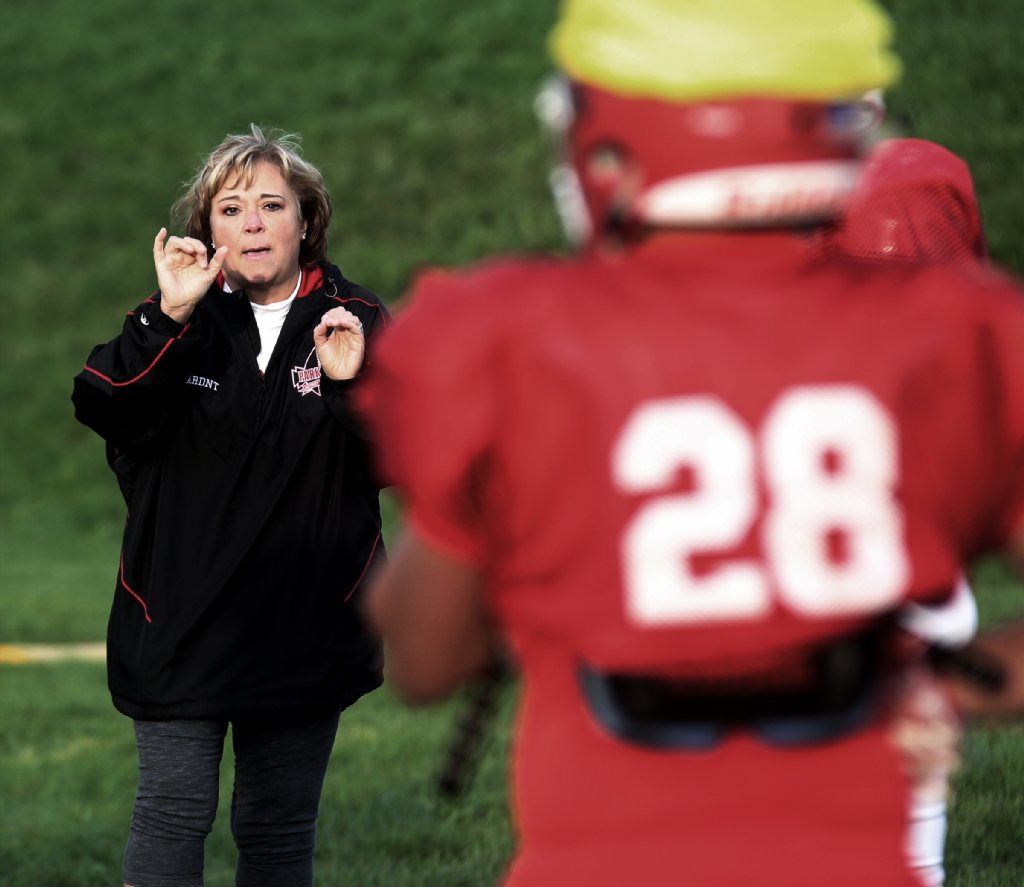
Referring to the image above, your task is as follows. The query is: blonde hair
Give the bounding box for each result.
[173,124,332,268]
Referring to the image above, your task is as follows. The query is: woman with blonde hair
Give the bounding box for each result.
[73,124,388,887]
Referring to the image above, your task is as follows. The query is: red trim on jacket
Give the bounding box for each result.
[329,295,386,314]
[298,266,324,297]
[211,266,325,297]
[119,553,152,623]
[345,529,382,602]
[82,324,191,387]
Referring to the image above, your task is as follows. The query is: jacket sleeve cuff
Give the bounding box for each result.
[319,374,358,396]
[144,297,194,337]
[320,374,374,440]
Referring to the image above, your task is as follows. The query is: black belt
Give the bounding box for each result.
[579,624,889,750]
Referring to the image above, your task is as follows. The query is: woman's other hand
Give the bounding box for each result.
[153,228,228,324]
[313,307,365,381]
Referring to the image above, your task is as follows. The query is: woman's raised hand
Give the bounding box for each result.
[153,228,228,324]
[313,307,366,381]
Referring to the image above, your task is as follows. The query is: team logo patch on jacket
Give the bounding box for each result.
[291,348,322,397]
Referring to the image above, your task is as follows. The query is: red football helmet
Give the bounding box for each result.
[822,137,988,264]
[536,75,884,246]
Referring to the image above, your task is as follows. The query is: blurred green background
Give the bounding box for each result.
[1,0,564,642]
[2,0,1023,884]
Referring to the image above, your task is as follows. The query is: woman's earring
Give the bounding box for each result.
[301,231,307,240]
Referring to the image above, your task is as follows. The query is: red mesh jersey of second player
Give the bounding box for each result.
[822,138,988,265]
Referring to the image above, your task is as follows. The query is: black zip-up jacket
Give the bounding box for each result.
[72,263,387,720]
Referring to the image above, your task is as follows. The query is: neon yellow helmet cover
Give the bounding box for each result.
[550,0,900,102]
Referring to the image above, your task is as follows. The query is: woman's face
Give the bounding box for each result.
[209,161,305,304]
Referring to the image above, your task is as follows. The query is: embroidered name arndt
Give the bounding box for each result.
[186,375,220,391]
[291,348,322,397]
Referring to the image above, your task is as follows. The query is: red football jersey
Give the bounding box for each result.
[364,231,1024,886]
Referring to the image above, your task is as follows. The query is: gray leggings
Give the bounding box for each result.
[124,709,341,887]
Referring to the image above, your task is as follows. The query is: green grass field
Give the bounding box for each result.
[2,0,1023,884]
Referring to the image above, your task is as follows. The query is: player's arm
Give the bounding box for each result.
[364,527,497,705]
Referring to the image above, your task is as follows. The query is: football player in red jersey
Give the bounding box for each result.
[823,136,990,887]
[820,136,988,266]
[362,2,1024,885]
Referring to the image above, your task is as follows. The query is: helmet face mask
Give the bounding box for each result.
[545,161,593,247]
[536,75,593,246]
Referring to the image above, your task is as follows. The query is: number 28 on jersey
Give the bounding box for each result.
[612,385,909,625]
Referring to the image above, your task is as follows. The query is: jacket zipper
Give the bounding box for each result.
[255,372,267,431]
